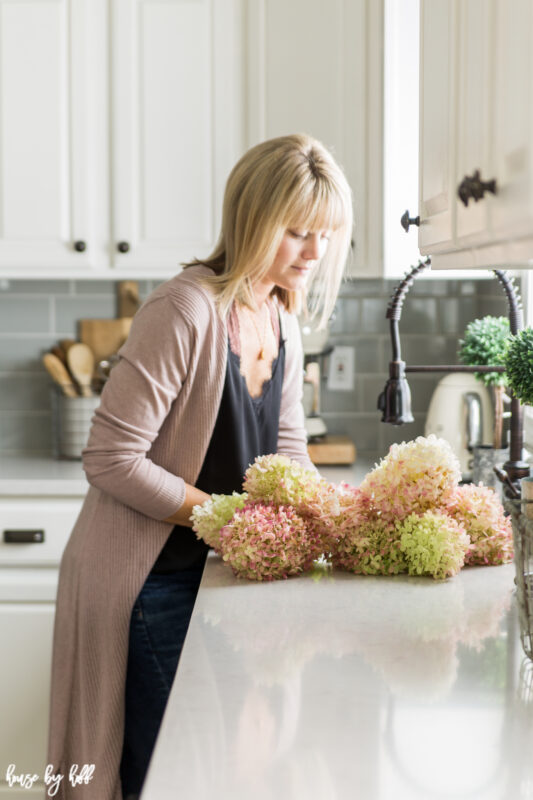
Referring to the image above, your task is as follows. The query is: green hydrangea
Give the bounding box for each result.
[191,492,248,551]
[397,512,470,581]
[332,516,408,576]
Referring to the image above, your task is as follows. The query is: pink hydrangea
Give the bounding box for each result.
[298,478,343,557]
[243,454,342,560]
[445,483,513,565]
[219,502,320,581]
[359,435,461,523]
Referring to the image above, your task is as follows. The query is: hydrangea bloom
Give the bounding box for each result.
[219,502,319,581]
[445,483,513,565]
[298,478,343,557]
[243,454,341,561]
[191,491,248,551]
[359,435,461,522]
[332,513,407,576]
[243,454,323,508]
[397,511,470,580]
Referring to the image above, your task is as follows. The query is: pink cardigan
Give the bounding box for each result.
[47,266,314,800]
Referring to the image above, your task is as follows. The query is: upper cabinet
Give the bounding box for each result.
[0,0,244,279]
[245,0,384,279]
[110,0,243,274]
[0,0,98,273]
[0,0,387,280]
[419,0,533,269]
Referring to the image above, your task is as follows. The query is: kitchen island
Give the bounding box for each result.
[141,555,533,800]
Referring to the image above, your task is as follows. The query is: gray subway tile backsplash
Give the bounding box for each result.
[399,297,439,334]
[0,373,51,412]
[0,279,72,294]
[54,295,117,335]
[0,412,53,452]
[0,296,52,334]
[0,274,514,455]
[0,335,60,371]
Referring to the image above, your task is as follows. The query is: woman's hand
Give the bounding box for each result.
[162,483,211,527]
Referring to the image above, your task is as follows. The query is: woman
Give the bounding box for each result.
[47,133,353,800]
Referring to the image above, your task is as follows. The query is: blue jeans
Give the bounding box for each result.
[120,559,206,798]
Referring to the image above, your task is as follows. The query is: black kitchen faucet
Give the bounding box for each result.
[378,259,530,497]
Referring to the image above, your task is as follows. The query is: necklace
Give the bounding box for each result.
[240,301,270,360]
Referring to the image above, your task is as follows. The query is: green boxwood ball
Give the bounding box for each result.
[504,327,533,405]
[458,316,510,387]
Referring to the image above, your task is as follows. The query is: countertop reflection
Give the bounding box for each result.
[142,558,533,800]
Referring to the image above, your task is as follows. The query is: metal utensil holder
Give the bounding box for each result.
[504,499,533,661]
[51,385,100,460]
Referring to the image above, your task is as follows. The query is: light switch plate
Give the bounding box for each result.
[327,346,355,391]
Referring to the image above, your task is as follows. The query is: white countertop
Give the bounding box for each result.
[0,452,378,498]
[0,454,88,495]
[142,558,533,800]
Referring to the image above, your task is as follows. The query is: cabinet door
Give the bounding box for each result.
[111,0,244,273]
[418,0,457,254]
[454,0,494,246]
[0,603,54,799]
[246,0,382,278]
[491,0,533,242]
[0,0,106,276]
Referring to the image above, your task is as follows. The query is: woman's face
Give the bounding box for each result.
[260,228,331,294]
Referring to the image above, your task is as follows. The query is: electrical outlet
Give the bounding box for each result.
[327,346,355,391]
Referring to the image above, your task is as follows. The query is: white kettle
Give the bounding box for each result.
[424,373,494,480]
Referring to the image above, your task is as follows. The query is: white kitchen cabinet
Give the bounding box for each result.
[0,605,55,799]
[0,495,84,799]
[0,0,102,275]
[243,0,385,278]
[110,0,243,274]
[419,0,533,269]
[0,0,244,279]
[418,0,456,255]
[0,0,385,280]
[491,0,533,244]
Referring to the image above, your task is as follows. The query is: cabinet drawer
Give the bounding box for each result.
[0,498,83,566]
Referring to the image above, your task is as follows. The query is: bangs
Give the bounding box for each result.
[284,178,349,233]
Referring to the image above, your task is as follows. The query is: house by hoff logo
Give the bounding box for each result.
[5,763,95,796]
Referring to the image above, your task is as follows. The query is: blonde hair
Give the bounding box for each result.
[183,133,353,328]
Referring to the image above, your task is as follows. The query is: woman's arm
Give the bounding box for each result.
[82,291,203,521]
[277,311,318,472]
[162,483,211,526]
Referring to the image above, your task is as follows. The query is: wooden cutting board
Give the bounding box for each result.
[307,435,356,465]
[78,318,133,366]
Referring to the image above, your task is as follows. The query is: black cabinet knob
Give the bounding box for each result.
[400,210,420,232]
[457,169,497,207]
[117,241,130,253]
[74,240,86,252]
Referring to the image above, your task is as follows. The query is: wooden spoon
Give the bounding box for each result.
[59,338,77,359]
[43,353,78,398]
[67,343,95,398]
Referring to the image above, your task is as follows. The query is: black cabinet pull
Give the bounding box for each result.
[117,241,130,253]
[74,240,86,252]
[400,210,420,232]
[3,530,45,544]
[457,170,497,207]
